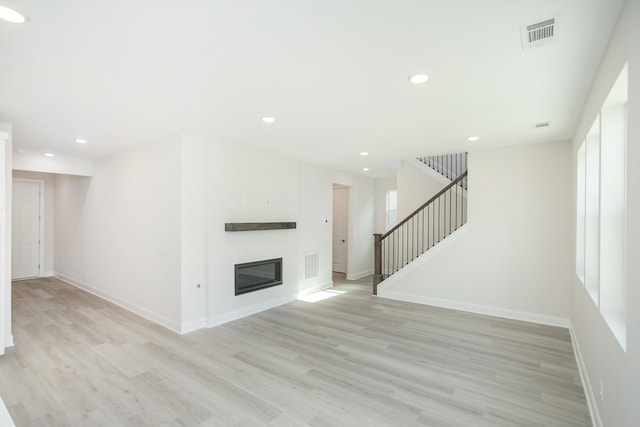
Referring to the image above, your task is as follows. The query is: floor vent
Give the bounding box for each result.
[304,253,319,280]
[521,16,558,49]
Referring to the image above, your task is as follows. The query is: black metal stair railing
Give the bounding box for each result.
[373,170,467,294]
[417,152,467,190]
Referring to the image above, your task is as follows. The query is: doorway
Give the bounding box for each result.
[332,184,349,274]
[12,179,43,280]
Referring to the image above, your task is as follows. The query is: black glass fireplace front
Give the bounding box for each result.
[235,258,282,296]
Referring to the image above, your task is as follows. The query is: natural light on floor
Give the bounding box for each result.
[298,289,346,303]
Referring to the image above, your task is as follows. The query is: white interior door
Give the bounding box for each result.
[332,186,348,273]
[12,180,41,280]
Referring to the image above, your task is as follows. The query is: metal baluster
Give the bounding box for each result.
[383,237,386,279]
[421,209,424,255]
[411,216,414,261]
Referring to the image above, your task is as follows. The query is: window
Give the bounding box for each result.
[599,64,627,346]
[584,117,600,303]
[576,143,585,283]
[385,190,397,230]
[576,63,627,350]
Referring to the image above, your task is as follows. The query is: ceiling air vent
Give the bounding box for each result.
[521,15,559,50]
[534,121,551,129]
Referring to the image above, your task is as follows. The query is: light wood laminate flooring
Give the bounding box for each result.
[0,276,591,426]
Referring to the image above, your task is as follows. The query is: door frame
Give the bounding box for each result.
[332,183,350,276]
[0,133,8,355]
[12,178,45,279]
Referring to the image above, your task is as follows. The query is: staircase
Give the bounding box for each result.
[373,153,468,294]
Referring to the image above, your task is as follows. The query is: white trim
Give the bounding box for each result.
[4,334,13,347]
[180,318,207,335]
[378,291,570,328]
[346,269,373,280]
[55,273,182,333]
[207,294,297,328]
[0,136,10,355]
[298,280,333,296]
[569,323,602,427]
[41,271,54,278]
[11,178,45,279]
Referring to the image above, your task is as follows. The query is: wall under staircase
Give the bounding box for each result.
[397,158,456,220]
[377,142,573,326]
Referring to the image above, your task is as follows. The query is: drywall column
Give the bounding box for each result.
[180,134,208,333]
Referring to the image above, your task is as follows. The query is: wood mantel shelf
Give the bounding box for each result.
[224,222,297,232]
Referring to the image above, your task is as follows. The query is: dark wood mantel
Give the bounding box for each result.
[224,222,297,232]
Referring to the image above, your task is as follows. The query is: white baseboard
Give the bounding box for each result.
[569,324,601,427]
[207,294,297,328]
[41,271,54,278]
[180,318,207,335]
[347,269,374,280]
[4,334,13,348]
[55,273,183,334]
[378,290,570,328]
[298,280,333,296]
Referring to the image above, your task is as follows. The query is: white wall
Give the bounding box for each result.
[570,0,640,425]
[13,152,92,177]
[47,130,377,332]
[396,159,452,219]
[188,135,375,324]
[297,163,376,291]
[379,141,572,326]
[297,163,334,294]
[206,138,300,326]
[12,171,55,276]
[180,134,208,332]
[374,177,396,234]
[54,136,183,331]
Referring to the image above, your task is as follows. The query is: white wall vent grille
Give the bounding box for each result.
[304,253,319,280]
[521,16,559,50]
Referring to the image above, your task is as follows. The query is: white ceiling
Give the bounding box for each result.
[0,0,625,177]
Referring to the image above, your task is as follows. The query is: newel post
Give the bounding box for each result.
[373,233,382,296]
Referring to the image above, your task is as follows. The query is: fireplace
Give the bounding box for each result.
[235,258,283,296]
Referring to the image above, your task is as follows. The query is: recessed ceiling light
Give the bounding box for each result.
[360,152,368,156]
[0,5,27,23]
[75,138,88,144]
[466,136,480,142]
[262,116,276,124]
[409,74,429,84]
[362,167,370,172]
[43,152,55,157]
